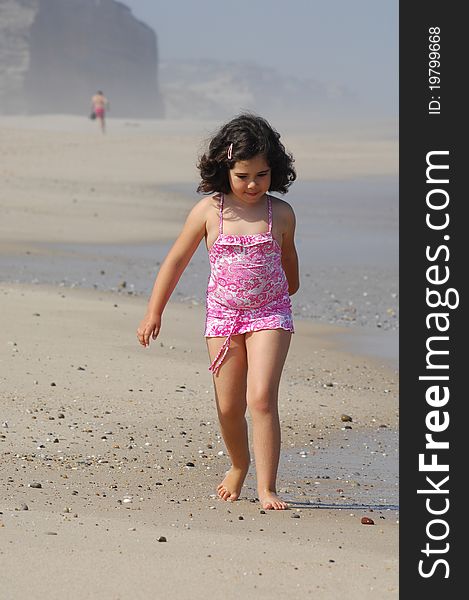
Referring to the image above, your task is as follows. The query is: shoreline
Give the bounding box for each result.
[0,238,398,370]
[0,264,399,372]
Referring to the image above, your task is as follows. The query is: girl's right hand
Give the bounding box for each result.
[136,314,161,347]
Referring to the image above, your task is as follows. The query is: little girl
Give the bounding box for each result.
[137,113,299,510]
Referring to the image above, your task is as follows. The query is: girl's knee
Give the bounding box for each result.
[218,403,246,422]
[247,390,277,415]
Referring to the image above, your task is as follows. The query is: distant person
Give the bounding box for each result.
[90,90,109,133]
[136,113,299,510]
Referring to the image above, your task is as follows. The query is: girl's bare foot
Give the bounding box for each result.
[217,466,249,502]
[259,490,289,510]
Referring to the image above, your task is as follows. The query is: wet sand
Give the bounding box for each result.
[0,116,398,599]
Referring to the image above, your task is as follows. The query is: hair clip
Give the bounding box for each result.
[227,143,233,159]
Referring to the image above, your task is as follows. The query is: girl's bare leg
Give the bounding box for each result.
[206,334,250,501]
[245,329,291,510]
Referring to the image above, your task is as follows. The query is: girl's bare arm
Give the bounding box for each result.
[281,205,300,295]
[137,199,208,346]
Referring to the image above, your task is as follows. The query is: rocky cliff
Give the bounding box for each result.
[0,0,164,117]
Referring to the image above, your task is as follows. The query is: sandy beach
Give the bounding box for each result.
[0,115,398,599]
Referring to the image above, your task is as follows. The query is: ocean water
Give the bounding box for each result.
[285,429,398,511]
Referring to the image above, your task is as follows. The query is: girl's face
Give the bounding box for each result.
[228,154,271,204]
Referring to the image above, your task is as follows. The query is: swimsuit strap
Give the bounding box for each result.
[267,195,273,233]
[218,193,224,235]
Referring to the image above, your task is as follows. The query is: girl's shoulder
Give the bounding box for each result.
[191,193,221,212]
[188,194,221,228]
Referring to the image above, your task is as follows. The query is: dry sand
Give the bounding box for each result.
[0,116,399,599]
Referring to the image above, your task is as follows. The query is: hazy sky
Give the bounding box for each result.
[124,0,398,117]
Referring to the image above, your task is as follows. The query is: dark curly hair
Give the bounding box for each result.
[197,113,296,194]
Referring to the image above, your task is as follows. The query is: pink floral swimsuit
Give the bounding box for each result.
[205,193,294,373]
